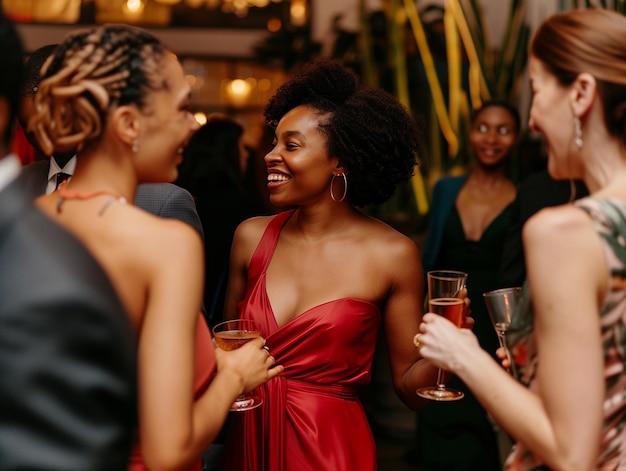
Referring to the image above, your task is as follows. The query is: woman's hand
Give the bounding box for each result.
[413,313,481,373]
[495,347,511,370]
[215,337,284,393]
[458,287,474,329]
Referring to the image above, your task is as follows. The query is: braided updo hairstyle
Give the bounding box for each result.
[264,59,421,207]
[29,24,167,156]
[531,9,626,147]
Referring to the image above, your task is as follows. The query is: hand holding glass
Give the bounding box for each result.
[212,319,264,411]
[416,270,468,401]
[483,287,521,375]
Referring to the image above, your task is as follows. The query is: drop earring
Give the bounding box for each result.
[574,116,583,150]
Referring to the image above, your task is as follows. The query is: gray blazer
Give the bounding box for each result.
[135,183,204,239]
[21,160,204,238]
[0,172,137,470]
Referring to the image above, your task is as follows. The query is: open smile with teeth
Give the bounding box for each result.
[268,173,291,182]
[480,148,503,157]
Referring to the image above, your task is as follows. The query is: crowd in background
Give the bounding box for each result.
[2,7,626,471]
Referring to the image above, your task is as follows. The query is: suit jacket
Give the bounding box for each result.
[0,171,137,470]
[135,183,204,239]
[20,160,204,238]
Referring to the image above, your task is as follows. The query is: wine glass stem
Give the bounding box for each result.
[435,368,446,390]
[498,334,513,373]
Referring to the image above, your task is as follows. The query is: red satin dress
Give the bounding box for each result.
[219,210,382,471]
[128,314,215,471]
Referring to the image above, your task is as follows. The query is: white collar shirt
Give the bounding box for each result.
[46,155,76,194]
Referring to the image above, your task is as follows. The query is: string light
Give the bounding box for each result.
[123,0,145,15]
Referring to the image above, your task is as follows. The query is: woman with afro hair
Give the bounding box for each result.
[218,59,441,470]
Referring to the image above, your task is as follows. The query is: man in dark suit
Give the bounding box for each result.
[18,44,204,238]
[0,13,137,470]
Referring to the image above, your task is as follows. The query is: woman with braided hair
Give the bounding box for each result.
[217,59,442,470]
[29,24,282,471]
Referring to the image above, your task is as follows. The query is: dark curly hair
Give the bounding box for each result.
[264,59,421,207]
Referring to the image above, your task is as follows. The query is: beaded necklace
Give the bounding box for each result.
[56,181,127,216]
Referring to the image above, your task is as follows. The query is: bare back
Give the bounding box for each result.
[36,192,204,328]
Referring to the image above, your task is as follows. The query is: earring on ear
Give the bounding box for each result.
[132,141,139,153]
[574,116,583,150]
[330,172,348,202]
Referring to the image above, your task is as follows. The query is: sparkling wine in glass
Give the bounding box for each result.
[212,319,263,411]
[483,287,522,375]
[416,270,468,401]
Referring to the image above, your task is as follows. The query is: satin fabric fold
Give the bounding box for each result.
[219,210,382,471]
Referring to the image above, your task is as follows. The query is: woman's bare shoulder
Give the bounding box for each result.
[363,216,421,265]
[233,214,278,244]
[236,214,275,232]
[113,205,203,262]
[523,202,604,280]
[524,203,593,241]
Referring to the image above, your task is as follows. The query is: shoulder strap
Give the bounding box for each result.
[576,198,626,270]
[247,210,294,280]
[206,210,294,325]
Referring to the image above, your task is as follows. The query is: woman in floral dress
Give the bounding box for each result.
[416,9,626,471]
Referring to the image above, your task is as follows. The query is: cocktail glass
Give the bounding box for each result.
[483,287,522,375]
[416,270,468,401]
[212,319,263,411]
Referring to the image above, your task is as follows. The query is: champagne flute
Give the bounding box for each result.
[483,287,521,376]
[416,270,468,401]
[212,319,264,411]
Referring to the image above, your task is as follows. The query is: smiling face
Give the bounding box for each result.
[264,105,340,207]
[528,56,577,179]
[134,53,200,183]
[469,105,519,169]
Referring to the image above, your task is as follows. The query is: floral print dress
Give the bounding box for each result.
[505,197,626,471]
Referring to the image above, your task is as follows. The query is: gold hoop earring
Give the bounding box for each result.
[574,116,583,150]
[330,172,347,202]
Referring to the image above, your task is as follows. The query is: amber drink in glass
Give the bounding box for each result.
[416,270,468,401]
[213,319,263,411]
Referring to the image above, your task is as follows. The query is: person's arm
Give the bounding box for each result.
[223,216,268,321]
[381,233,440,409]
[0,287,135,471]
[418,205,606,470]
[138,222,280,470]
